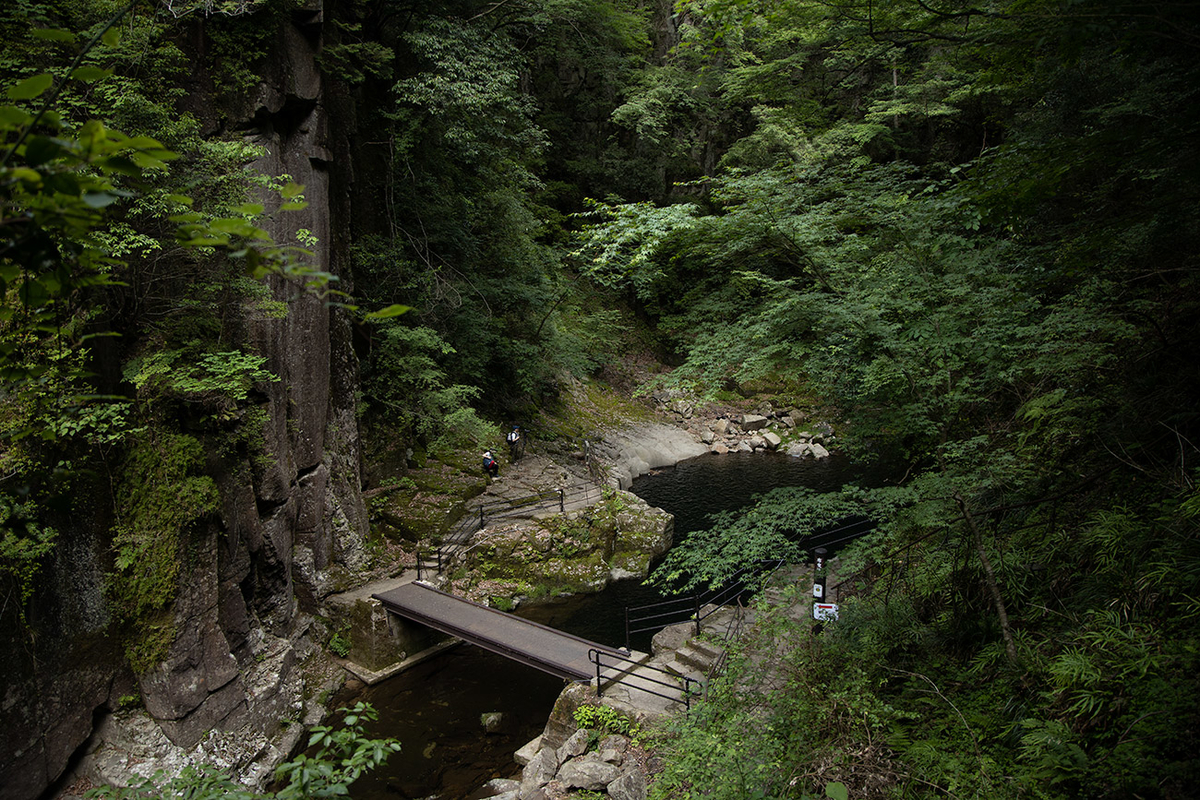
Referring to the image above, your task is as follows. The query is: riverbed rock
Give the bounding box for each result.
[541,682,593,750]
[515,735,543,766]
[521,746,559,790]
[787,442,831,459]
[596,424,708,489]
[598,734,629,755]
[475,777,521,799]
[557,753,623,790]
[556,728,590,763]
[740,413,769,431]
[608,766,648,800]
[763,431,782,449]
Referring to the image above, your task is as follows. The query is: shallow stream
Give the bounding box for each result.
[333,451,871,799]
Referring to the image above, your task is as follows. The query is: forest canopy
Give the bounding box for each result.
[1,0,1198,797]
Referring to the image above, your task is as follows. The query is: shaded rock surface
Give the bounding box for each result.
[1,6,369,798]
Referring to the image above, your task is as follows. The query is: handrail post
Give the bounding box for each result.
[479,506,485,527]
[625,607,631,653]
[559,488,564,512]
[694,593,701,635]
[593,649,604,698]
[417,550,423,582]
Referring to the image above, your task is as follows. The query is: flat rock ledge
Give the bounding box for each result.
[592,406,838,491]
[592,423,709,489]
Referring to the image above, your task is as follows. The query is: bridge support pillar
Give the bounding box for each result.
[326,595,449,672]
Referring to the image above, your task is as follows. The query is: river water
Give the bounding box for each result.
[333,451,870,799]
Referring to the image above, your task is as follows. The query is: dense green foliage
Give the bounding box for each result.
[2,0,1198,796]
[584,1,1200,797]
[346,0,653,450]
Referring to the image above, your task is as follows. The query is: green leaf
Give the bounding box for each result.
[98,155,142,176]
[279,200,309,211]
[364,304,412,320]
[24,136,66,167]
[236,202,265,216]
[8,73,54,100]
[826,782,849,800]
[8,167,42,185]
[0,105,33,127]
[102,27,121,47]
[83,191,118,209]
[32,28,77,43]
[129,152,169,170]
[70,66,112,83]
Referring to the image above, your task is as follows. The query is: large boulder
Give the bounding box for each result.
[739,414,769,431]
[594,424,707,489]
[609,767,649,800]
[557,753,623,791]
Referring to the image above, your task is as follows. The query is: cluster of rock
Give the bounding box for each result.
[477,726,647,800]
[653,394,836,459]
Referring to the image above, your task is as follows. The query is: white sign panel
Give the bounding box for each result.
[813,602,839,621]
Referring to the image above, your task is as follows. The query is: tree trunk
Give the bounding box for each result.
[955,492,1020,666]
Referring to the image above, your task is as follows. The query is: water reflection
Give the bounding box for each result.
[326,647,565,799]
[336,450,874,799]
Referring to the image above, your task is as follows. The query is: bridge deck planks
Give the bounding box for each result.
[373,582,626,681]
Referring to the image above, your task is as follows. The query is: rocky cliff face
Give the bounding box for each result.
[0,4,366,798]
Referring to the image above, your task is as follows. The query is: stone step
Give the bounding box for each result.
[674,642,723,673]
[663,658,706,685]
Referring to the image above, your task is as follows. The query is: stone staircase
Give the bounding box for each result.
[662,637,726,685]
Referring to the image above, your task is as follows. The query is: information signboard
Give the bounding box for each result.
[813,602,839,621]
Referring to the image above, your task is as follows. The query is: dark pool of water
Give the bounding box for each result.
[325,647,565,800]
[337,450,877,799]
[524,450,874,650]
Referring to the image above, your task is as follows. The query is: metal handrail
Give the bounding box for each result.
[588,648,701,710]
[624,559,784,650]
[704,600,747,692]
[475,488,563,514]
[415,548,442,582]
[828,523,937,602]
[422,486,585,578]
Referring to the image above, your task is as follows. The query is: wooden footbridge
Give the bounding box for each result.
[372,582,628,681]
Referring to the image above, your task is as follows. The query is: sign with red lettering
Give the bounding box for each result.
[813,603,839,621]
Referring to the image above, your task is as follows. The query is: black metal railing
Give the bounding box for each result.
[703,599,748,690]
[583,438,608,485]
[828,523,938,603]
[623,559,784,651]
[588,648,702,710]
[420,485,598,579]
[415,549,442,582]
[475,488,565,518]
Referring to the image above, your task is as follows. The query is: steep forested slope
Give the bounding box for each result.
[2,0,1197,798]
[575,2,1199,798]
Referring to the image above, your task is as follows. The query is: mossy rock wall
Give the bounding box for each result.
[325,595,446,672]
[448,490,672,606]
